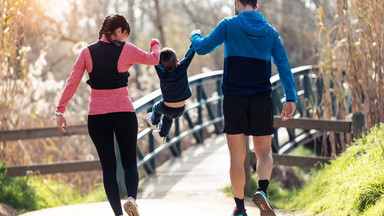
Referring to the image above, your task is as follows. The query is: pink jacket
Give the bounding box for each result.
[56,36,160,115]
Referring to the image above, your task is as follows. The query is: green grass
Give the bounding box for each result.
[0,163,37,212]
[288,123,384,215]
[0,164,107,214]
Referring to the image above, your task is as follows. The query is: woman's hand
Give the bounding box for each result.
[56,115,67,133]
[280,101,296,121]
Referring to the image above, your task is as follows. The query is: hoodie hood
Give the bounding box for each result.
[236,11,269,37]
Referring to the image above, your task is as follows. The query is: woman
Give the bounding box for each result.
[55,13,160,216]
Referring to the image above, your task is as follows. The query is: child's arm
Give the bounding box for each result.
[177,46,196,72]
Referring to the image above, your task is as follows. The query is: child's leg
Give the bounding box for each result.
[159,115,173,137]
[158,107,185,137]
[151,101,163,125]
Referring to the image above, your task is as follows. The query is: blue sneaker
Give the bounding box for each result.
[231,208,247,216]
[253,190,276,216]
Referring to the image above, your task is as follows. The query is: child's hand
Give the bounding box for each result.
[190,29,201,40]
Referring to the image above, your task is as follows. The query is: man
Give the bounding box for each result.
[190,0,297,215]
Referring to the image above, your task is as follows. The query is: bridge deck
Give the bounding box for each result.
[20,135,296,216]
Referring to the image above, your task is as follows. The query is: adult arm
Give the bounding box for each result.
[190,19,227,55]
[122,39,160,66]
[271,33,297,103]
[271,33,297,121]
[56,48,88,132]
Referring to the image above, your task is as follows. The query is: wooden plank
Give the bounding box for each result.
[250,153,332,169]
[0,125,88,142]
[274,116,352,133]
[6,160,101,177]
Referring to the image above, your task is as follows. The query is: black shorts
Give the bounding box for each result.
[223,94,275,136]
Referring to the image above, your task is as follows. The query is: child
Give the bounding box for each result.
[147,46,195,144]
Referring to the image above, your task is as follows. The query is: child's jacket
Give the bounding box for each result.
[155,47,195,103]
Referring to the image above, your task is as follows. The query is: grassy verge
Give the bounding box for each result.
[0,164,107,214]
[288,124,384,215]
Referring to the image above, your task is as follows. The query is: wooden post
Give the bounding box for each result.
[352,111,365,139]
[244,137,252,196]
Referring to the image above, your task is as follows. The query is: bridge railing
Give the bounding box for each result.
[0,66,366,179]
[0,70,224,177]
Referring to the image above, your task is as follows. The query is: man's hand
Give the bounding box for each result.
[190,29,201,40]
[56,115,67,133]
[280,101,296,121]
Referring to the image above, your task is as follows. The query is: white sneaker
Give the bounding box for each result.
[146,112,157,130]
[152,130,166,144]
[123,197,140,216]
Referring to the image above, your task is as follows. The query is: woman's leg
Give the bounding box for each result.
[88,114,123,216]
[112,112,139,199]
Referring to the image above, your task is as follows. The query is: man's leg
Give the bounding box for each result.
[226,133,247,199]
[252,134,276,216]
[252,135,273,181]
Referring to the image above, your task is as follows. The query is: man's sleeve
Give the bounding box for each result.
[191,19,227,55]
[272,33,298,103]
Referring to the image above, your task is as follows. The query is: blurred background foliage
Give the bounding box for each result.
[1,0,383,198]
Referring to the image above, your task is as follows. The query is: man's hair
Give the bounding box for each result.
[239,0,257,8]
[160,48,178,72]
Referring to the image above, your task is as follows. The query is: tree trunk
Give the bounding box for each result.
[128,0,142,90]
[154,0,166,46]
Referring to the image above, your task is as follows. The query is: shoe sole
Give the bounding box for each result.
[253,193,276,216]
[123,201,140,216]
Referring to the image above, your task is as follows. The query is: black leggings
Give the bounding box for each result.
[88,112,138,216]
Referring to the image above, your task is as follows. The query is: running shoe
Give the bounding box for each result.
[146,112,158,130]
[253,190,276,216]
[152,129,166,144]
[231,207,247,216]
[123,197,140,216]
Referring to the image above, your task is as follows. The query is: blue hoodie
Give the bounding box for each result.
[191,11,297,102]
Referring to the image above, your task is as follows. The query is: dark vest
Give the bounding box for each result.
[86,40,130,90]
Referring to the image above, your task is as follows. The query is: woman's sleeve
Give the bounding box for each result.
[124,39,160,66]
[56,48,89,113]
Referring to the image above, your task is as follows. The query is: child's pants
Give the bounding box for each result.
[151,100,185,137]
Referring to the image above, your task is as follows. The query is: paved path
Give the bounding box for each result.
[21,135,296,216]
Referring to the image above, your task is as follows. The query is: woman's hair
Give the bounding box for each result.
[98,13,131,47]
[160,48,178,72]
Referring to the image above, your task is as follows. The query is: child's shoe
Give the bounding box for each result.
[146,112,157,130]
[152,130,166,144]
[123,197,140,216]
